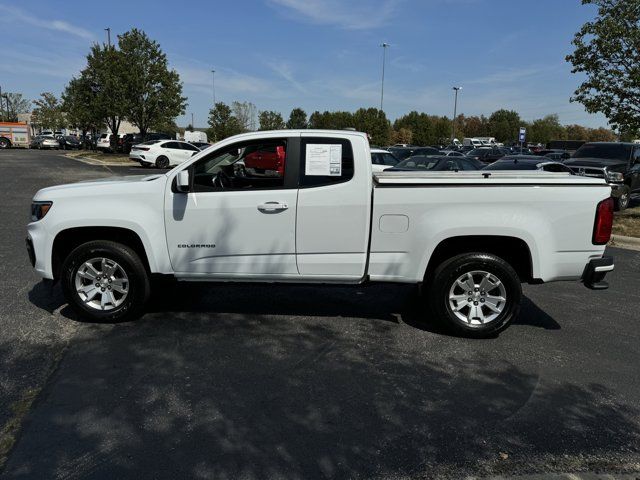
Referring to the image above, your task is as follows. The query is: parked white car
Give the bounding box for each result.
[129,140,201,168]
[370,148,399,173]
[96,133,123,152]
[27,129,615,338]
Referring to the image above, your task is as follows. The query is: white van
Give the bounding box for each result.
[477,137,497,146]
[462,138,483,148]
[184,130,208,143]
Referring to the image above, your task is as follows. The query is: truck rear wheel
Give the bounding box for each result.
[61,240,150,322]
[426,253,521,338]
[0,137,11,149]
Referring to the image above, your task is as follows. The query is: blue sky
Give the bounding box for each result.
[0,0,608,128]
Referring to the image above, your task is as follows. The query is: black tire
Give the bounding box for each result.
[425,252,522,338]
[614,188,630,211]
[61,240,150,322]
[0,138,11,149]
[155,156,169,169]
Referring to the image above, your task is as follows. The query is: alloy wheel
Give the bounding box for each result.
[74,257,129,311]
[448,270,507,325]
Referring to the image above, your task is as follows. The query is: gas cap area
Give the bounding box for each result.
[379,214,409,233]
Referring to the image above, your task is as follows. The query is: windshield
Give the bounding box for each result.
[483,161,538,171]
[396,157,440,170]
[573,143,631,161]
[467,149,489,156]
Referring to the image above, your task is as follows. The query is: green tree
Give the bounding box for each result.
[488,109,521,142]
[308,110,354,129]
[527,114,567,144]
[567,0,640,132]
[81,43,128,148]
[208,102,243,140]
[392,127,413,144]
[565,124,590,140]
[2,93,30,122]
[393,111,428,144]
[258,110,285,130]
[394,111,448,145]
[352,108,390,146]
[286,107,307,129]
[460,115,490,138]
[587,126,618,142]
[63,76,102,140]
[31,92,65,131]
[118,28,186,140]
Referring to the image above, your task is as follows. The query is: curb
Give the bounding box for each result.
[63,154,138,167]
[610,234,640,250]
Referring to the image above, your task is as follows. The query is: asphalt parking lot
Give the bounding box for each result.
[1,149,639,479]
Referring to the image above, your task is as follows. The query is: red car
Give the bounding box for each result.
[244,145,286,176]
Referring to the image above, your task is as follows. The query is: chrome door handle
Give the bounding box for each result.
[257,201,288,212]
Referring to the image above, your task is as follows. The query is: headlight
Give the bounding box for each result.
[606,171,624,183]
[31,201,53,221]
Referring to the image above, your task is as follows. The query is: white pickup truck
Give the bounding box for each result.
[27,130,615,337]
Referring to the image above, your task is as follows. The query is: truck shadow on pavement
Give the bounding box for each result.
[28,280,561,334]
[2,300,638,478]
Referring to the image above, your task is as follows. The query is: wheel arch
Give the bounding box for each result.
[52,226,153,280]
[423,235,535,284]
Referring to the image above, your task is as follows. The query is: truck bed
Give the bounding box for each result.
[373,171,606,186]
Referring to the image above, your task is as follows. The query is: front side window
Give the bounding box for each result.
[191,139,288,192]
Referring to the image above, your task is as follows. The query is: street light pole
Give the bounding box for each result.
[104,27,111,47]
[451,86,462,142]
[191,112,194,130]
[380,43,389,112]
[211,70,216,106]
[211,69,217,141]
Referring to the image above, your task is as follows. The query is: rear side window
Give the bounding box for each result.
[180,142,199,151]
[300,137,354,188]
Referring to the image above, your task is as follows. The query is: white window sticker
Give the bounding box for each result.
[305,144,342,176]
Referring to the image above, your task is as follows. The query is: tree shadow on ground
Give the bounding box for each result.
[29,280,561,335]
[11,282,638,479]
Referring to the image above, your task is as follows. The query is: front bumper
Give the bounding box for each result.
[26,237,35,267]
[582,256,614,290]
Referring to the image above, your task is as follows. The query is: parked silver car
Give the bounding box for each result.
[30,136,59,150]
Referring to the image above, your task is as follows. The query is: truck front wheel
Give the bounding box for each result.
[61,240,150,322]
[426,253,521,338]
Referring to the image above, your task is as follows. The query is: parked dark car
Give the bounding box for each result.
[482,156,575,173]
[58,135,82,150]
[387,146,440,161]
[465,147,508,163]
[120,132,172,153]
[386,155,484,171]
[534,149,571,161]
[564,142,640,210]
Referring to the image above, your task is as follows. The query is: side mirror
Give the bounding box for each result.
[176,170,191,193]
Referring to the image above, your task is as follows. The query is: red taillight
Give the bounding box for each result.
[134,147,150,151]
[593,197,614,245]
